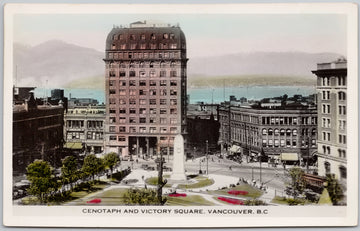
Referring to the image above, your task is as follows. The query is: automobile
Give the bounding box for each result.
[163,166,172,171]
[145,166,155,171]
[141,164,148,169]
[154,157,165,163]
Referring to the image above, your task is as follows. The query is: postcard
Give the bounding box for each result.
[3,3,358,228]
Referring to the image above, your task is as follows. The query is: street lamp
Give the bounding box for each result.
[206,140,209,175]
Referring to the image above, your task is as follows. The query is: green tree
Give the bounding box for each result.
[287,167,306,198]
[326,174,344,205]
[26,160,57,202]
[123,188,160,205]
[82,154,104,181]
[61,156,78,190]
[103,152,120,178]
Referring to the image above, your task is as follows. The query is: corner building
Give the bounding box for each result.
[312,58,347,183]
[104,21,187,157]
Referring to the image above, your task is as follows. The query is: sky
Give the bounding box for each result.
[13,13,347,57]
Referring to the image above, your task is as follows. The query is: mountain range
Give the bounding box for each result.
[13,40,343,89]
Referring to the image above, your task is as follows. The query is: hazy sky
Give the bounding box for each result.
[14,13,347,57]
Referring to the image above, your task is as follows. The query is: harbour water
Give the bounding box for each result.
[34,85,316,105]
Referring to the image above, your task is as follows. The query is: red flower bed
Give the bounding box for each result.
[169,193,187,197]
[87,198,101,204]
[227,190,249,196]
[218,197,244,205]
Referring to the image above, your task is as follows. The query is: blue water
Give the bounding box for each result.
[34,86,315,105]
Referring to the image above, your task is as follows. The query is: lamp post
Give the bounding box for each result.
[206,140,209,175]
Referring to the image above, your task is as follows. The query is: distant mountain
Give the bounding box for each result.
[13,40,343,88]
[13,40,104,88]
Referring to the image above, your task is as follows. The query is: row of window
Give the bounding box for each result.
[111,117,177,124]
[321,104,347,115]
[108,51,181,60]
[86,132,103,140]
[109,135,174,142]
[322,118,331,128]
[109,126,178,134]
[262,139,316,148]
[339,105,347,115]
[111,43,178,50]
[262,128,316,136]
[110,80,178,88]
[322,132,331,141]
[112,33,176,41]
[339,134,347,144]
[109,70,178,78]
[66,120,104,129]
[108,60,180,68]
[109,107,177,115]
[321,91,346,101]
[321,76,346,86]
[261,116,317,125]
[109,97,178,106]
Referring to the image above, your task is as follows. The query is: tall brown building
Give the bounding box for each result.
[312,58,347,182]
[104,21,187,157]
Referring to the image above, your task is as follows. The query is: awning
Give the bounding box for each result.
[64,142,83,149]
[280,153,299,161]
[229,145,242,153]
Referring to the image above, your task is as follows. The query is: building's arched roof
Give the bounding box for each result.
[105,25,186,51]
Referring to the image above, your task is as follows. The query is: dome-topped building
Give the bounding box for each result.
[104,21,188,158]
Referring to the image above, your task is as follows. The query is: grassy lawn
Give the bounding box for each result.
[165,195,215,206]
[209,183,263,199]
[271,196,314,206]
[177,176,214,189]
[145,176,172,188]
[71,188,128,205]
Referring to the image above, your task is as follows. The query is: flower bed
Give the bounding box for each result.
[228,190,249,196]
[217,197,244,205]
[87,198,101,204]
[169,193,187,197]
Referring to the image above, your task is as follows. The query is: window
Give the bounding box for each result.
[150,80,156,86]
[170,71,177,77]
[110,136,116,141]
[129,127,136,133]
[274,129,279,136]
[129,117,136,123]
[325,162,331,174]
[140,118,146,123]
[139,108,146,114]
[268,128,273,136]
[151,33,156,39]
[109,98,116,104]
[119,117,126,123]
[268,139,273,147]
[280,139,285,147]
[119,89,126,95]
[170,89,177,95]
[170,108,177,114]
[109,126,116,132]
[140,44,146,49]
[170,118,177,124]
[170,99,177,105]
[280,129,285,136]
[109,117,116,123]
[160,127,167,133]
[160,70,166,77]
[327,105,330,114]
[160,118,167,124]
[120,81,126,86]
[170,33,175,39]
[118,136,126,142]
[150,99,156,105]
[139,99,146,105]
[149,118,156,124]
[130,34,136,40]
[150,89,156,96]
[163,33,169,39]
[292,140,297,147]
[129,108,136,114]
[262,129,267,135]
[129,71,136,77]
[274,139,279,147]
[150,62,154,68]
[119,99,126,105]
[150,127,156,133]
[119,71,126,77]
[149,108,156,114]
[150,70,157,78]
[109,108,116,114]
[170,44,177,49]
[150,43,157,49]
[262,140,267,147]
[339,105,346,115]
[109,80,115,86]
[119,108,126,114]
[139,90,147,95]
[139,71,146,78]
[119,126,126,132]
[129,89,136,96]
[129,99,136,105]
[139,127,146,133]
[338,76,346,86]
[170,80,177,86]
[286,139,291,147]
[109,89,116,94]
[139,80,146,86]
[129,80,136,86]
[160,109,167,114]
[160,99,167,105]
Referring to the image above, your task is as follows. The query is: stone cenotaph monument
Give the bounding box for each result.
[170,134,187,181]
